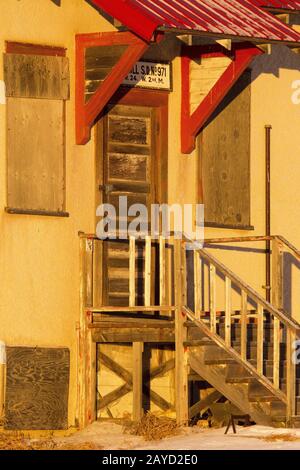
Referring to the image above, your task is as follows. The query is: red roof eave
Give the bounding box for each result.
[90,0,159,41]
[90,0,300,44]
[251,1,300,11]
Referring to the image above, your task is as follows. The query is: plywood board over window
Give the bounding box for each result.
[4,46,70,216]
[199,71,252,230]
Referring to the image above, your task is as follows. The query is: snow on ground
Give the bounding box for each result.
[55,421,300,450]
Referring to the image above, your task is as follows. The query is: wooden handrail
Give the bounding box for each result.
[197,248,300,332]
[183,306,287,403]
[275,235,300,261]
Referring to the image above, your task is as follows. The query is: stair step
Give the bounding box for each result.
[248,382,283,402]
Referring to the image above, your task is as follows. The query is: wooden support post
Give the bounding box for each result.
[85,312,97,425]
[159,235,166,306]
[286,328,296,424]
[272,238,283,310]
[257,304,264,375]
[194,251,202,319]
[241,290,247,361]
[273,316,280,389]
[0,364,5,421]
[77,237,96,429]
[174,239,189,426]
[129,236,136,307]
[209,264,216,333]
[272,238,283,389]
[132,342,144,422]
[144,236,151,307]
[225,277,232,347]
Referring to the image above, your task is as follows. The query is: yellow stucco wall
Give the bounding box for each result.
[2,1,300,428]
[0,0,116,426]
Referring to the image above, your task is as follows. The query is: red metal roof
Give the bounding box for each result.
[91,0,300,43]
[251,1,300,11]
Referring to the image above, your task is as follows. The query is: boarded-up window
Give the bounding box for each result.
[4,46,70,216]
[199,72,251,229]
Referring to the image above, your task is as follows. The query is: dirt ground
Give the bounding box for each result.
[2,422,300,450]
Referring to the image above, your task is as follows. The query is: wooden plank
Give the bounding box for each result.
[241,290,248,361]
[257,304,264,375]
[4,54,69,100]
[148,358,175,381]
[99,351,132,385]
[93,239,103,308]
[86,326,97,425]
[147,389,174,412]
[159,236,166,306]
[129,237,136,307]
[90,306,176,313]
[144,236,152,307]
[5,347,70,430]
[200,71,251,227]
[92,328,175,343]
[273,317,280,389]
[194,251,202,319]
[209,264,217,334]
[225,276,232,347]
[286,328,296,422]
[133,342,144,421]
[92,316,174,327]
[0,364,5,421]
[189,389,222,420]
[7,98,65,213]
[98,384,131,411]
[272,238,283,310]
[174,239,189,425]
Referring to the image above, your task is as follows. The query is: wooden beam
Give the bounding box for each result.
[174,239,189,425]
[76,31,149,145]
[194,251,202,319]
[144,236,152,307]
[181,43,263,153]
[272,238,283,310]
[286,329,296,423]
[209,264,217,334]
[256,304,264,375]
[225,277,232,347]
[98,352,174,413]
[91,328,175,343]
[98,384,131,411]
[241,290,248,361]
[133,342,144,422]
[89,306,176,313]
[189,389,222,419]
[129,236,136,308]
[147,388,174,412]
[99,351,133,385]
[159,236,166,306]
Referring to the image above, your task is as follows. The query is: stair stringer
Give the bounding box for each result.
[189,346,274,426]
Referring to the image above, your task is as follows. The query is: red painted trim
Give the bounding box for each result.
[181,43,263,154]
[89,0,160,42]
[76,31,150,145]
[6,41,66,56]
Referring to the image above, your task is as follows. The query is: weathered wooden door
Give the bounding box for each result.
[101,104,156,306]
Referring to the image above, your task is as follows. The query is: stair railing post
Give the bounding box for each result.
[174,238,189,426]
[78,236,96,429]
[286,328,296,425]
[272,238,283,389]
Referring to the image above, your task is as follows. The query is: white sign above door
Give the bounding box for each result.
[123,61,172,91]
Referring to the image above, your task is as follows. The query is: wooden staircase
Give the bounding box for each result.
[176,236,300,428]
[78,233,300,428]
[186,322,300,427]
